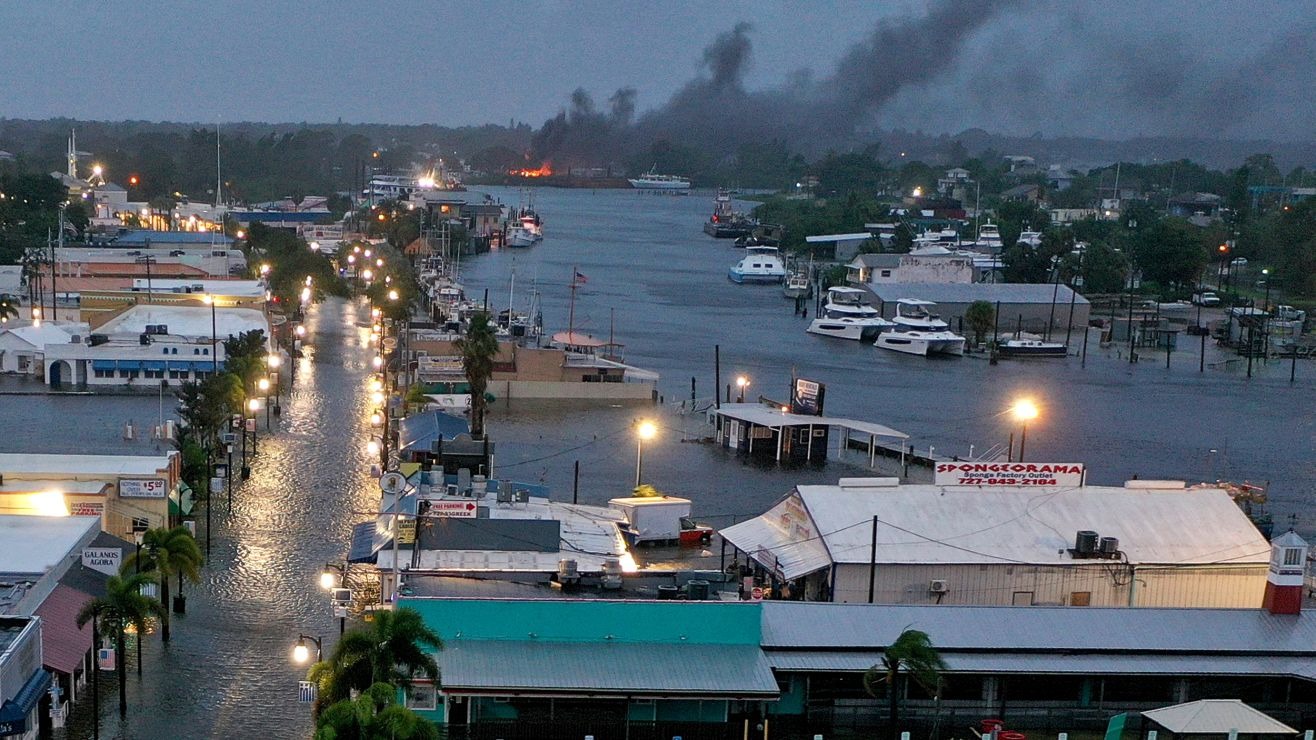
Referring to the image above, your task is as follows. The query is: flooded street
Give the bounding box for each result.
[0,187,1312,738]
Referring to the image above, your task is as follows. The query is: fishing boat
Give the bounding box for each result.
[505,224,537,248]
[874,299,966,356]
[703,188,756,238]
[997,337,1068,358]
[782,272,811,299]
[728,246,787,284]
[806,286,893,341]
[628,167,691,191]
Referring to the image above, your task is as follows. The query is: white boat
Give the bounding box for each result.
[728,246,787,284]
[975,221,1004,251]
[997,337,1067,358]
[782,272,810,299]
[807,286,893,340]
[874,299,966,356]
[505,225,536,248]
[628,167,691,191]
[1016,229,1043,249]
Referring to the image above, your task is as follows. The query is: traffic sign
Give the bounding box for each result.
[750,586,764,601]
[378,472,407,495]
[428,500,478,518]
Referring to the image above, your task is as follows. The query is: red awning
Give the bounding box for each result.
[33,585,94,675]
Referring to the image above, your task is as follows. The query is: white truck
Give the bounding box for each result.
[608,495,713,547]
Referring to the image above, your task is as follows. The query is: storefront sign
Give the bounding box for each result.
[70,502,104,518]
[397,519,416,544]
[82,547,122,575]
[119,478,167,499]
[934,462,1086,487]
[428,500,477,518]
[791,378,825,416]
[417,355,463,376]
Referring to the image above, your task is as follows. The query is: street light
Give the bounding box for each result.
[292,634,323,665]
[1011,399,1040,462]
[366,439,381,458]
[201,294,218,373]
[372,356,383,370]
[257,377,270,393]
[370,410,383,427]
[735,375,749,403]
[295,325,306,339]
[388,289,399,302]
[634,420,657,487]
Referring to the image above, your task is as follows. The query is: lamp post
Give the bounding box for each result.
[267,353,282,415]
[258,377,271,430]
[202,294,218,373]
[320,563,349,635]
[1011,399,1040,462]
[292,634,323,665]
[736,375,749,403]
[634,420,657,487]
[248,397,260,456]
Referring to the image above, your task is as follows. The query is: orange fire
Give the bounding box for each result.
[509,163,553,178]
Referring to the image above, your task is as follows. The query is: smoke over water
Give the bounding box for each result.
[531,0,1316,170]
[531,0,1013,167]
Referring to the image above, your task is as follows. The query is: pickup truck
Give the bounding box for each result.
[1192,291,1221,307]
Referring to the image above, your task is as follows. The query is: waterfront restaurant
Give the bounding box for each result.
[720,473,1271,607]
[711,402,908,467]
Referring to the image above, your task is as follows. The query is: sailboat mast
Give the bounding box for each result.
[215,124,222,209]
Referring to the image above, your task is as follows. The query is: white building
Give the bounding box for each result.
[41,304,267,387]
[804,233,876,261]
[0,323,76,376]
[0,452,185,536]
[720,475,1270,608]
[846,248,976,285]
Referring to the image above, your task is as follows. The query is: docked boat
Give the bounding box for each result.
[806,286,893,340]
[703,188,756,238]
[997,337,1068,358]
[728,246,787,284]
[505,225,537,248]
[782,272,811,299]
[974,221,1004,251]
[874,299,966,356]
[628,167,691,191]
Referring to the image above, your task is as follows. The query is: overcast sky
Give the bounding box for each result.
[1,1,1311,141]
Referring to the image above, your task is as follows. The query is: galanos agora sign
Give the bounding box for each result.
[935,462,1086,487]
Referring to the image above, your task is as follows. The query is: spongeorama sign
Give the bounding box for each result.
[935,462,1086,487]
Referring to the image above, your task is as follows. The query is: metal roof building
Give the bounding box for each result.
[720,478,1270,607]
[864,282,1091,340]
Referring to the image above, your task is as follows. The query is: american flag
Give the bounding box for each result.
[573,270,588,285]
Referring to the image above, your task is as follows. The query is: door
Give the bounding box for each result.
[1011,591,1034,606]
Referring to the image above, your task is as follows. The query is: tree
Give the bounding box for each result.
[454,312,499,438]
[0,295,18,323]
[308,607,442,714]
[76,573,164,717]
[122,525,202,642]
[964,301,995,346]
[865,629,947,740]
[1131,218,1208,292]
[314,682,440,740]
[1078,241,1130,294]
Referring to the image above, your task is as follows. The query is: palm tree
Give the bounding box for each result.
[309,607,442,713]
[454,311,499,438]
[314,682,439,740]
[76,573,164,717]
[865,628,947,740]
[122,525,202,642]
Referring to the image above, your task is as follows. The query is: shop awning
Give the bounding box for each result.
[91,360,117,371]
[439,641,779,699]
[33,585,94,674]
[0,668,52,732]
[142,360,167,371]
[348,521,389,564]
[170,482,195,517]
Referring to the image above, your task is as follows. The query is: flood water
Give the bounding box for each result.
[0,185,1312,738]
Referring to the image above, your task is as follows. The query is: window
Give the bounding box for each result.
[131,517,150,533]
[17,355,30,371]
[1070,591,1091,606]
[94,368,112,378]
[405,683,436,711]
[1285,548,1303,566]
[145,369,165,379]
[880,270,892,277]
[169,370,188,380]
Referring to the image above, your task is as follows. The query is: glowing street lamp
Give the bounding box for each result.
[387,289,399,302]
[267,353,281,369]
[370,410,383,427]
[735,375,750,403]
[372,356,383,370]
[634,420,657,487]
[295,325,306,339]
[347,254,356,265]
[292,634,322,665]
[300,286,312,303]
[259,263,270,276]
[1010,399,1040,462]
[366,439,381,458]
[319,570,337,590]
[362,269,374,281]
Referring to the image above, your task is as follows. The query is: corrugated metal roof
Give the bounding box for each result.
[761,602,1316,654]
[765,651,1316,680]
[792,484,1267,566]
[868,282,1090,306]
[1144,700,1296,734]
[440,641,779,697]
[720,496,833,581]
[33,584,94,674]
[714,403,907,439]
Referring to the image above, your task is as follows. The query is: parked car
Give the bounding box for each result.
[1192,291,1221,307]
